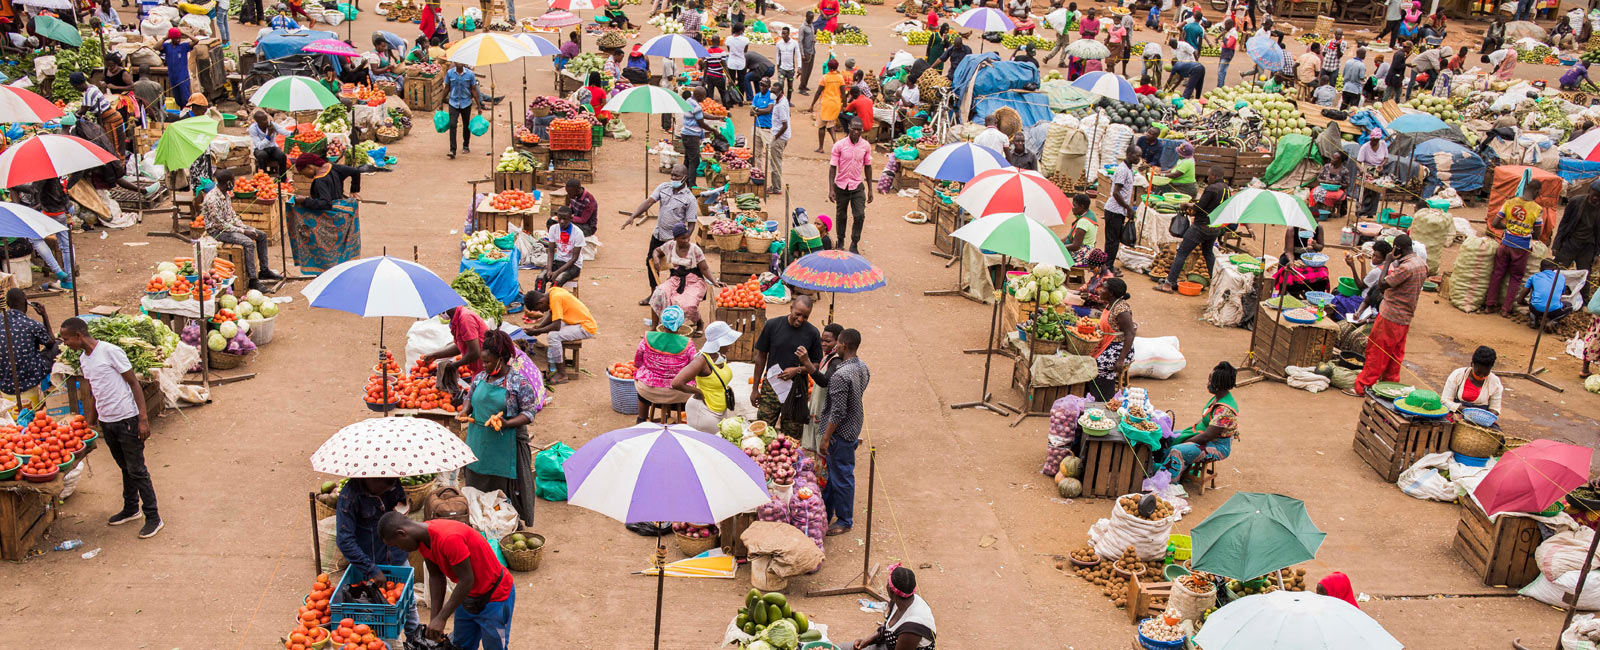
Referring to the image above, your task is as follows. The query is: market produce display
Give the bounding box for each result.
[514,125,542,144]
[1199,82,1312,138]
[1011,263,1070,305]
[1000,34,1051,50]
[566,52,607,79]
[489,189,537,211]
[316,102,351,134]
[815,24,869,45]
[1518,44,1556,64]
[719,147,753,170]
[732,590,822,646]
[2,415,91,477]
[717,276,766,308]
[670,521,717,539]
[1028,309,1070,344]
[1139,613,1186,644]
[1402,92,1463,127]
[702,98,729,117]
[757,436,800,484]
[462,231,511,261]
[502,530,543,552]
[452,269,506,321]
[328,618,390,650]
[50,36,102,102]
[1070,545,1160,608]
[58,315,179,378]
[646,13,684,32]
[1099,94,1168,130]
[287,573,335,643]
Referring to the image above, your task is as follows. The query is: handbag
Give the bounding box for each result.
[1168,208,1189,239]
[707,353,735,412]
[461,568,508,614]
[1120,214,1139,247]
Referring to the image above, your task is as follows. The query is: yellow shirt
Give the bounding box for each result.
[549,287,597,334]
[693,353,734,412]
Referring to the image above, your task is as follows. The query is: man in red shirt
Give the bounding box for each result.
[843,86,873,134]
[421,306,487,395]
[380,514,515,650]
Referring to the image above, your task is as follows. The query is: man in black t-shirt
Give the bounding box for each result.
[751,295,823,438]
[1156,165,1228,293]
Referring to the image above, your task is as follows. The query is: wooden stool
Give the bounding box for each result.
[561,340,582,375]
[1182,457,1219,496]
[642,399,687,425]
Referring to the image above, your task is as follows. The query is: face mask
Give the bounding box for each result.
[671,180,685,189]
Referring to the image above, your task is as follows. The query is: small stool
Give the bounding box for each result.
[1182,458,1219,496]
[561,340,582,375]
[641,399,687,425]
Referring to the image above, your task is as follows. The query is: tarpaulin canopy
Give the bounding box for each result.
[1389,117,1469,158]
[1558,156,1600,185]
[952,53,1052,128]
[1263,134,1319,185]
[1484,165,1562,243]
[256,29,342,61]
[1414,138,1485,198]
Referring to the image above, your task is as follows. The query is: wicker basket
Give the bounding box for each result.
[315,495,336,520]
[208,350,255,369]
[499,531,546,572]
[529,106,551,117]
[402,477,436,512]
[1503,435,1532,451]
[712,232,744,251]
[1028,337,1061,356]
[675,530,719,556]
[1062,330,1101,356]
[1450,421,1503,458]
[725,167,751,184]
[743,234,776,253]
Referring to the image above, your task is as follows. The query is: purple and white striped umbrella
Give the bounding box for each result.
[563,424,770,524]
[954,7,1015,32]
[300,256,465,318]
[913,141,1011,182]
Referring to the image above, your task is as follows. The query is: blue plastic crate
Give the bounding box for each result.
[330,564,415,640]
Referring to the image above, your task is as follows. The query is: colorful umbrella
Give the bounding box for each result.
[955,7,1015,32]
[0,202,66,239]
[33,15,80,47]
[1562,128,1600,161]
[0,86,62,123]
[515,33,562,56]
[0,134,116,188]
[1476,439,1594,516]
[913,142,1011,182]
[1070,70,1136,103]
[1190,492,1326,581]
[153,116,219,170]
[1245,33,1289,74]
[1194,591,1403,650]
[949,213,1075,267]
[304,38,361,56]
[1207,187,1315,230]
[602,84,697,114]
[532,9,582,27]
[549,0,597,9]
[249,75,340,111]
[954,168,1071,225]
[782,250,887,293]
[639,33,710,59]
[310,417,478,477]
[446,32,536,66]
[1066,38,1110,60]
[301,256,465,318]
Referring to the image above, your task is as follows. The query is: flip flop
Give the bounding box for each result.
[825,525,851,537]
[548,375,570,385]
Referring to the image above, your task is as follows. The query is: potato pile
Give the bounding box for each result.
[1119,494,1175,520]
[1073,546,1161,609]
[1150,241,1213,284]
[1069,545,1099,565]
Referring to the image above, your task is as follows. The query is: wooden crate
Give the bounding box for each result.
[539,168,593,188]
[550,150,594,171]
[1077,433,1152,499]
[718,512,757,559]
[0,477,60,560]
[233,198,282,243]
[720,305,767,363]
[1127,577,1172,624]
[517,143,552,170]
[493,170,536,193]
[728,180,766,200]
[403,74,446,113]
[1352,395,1452,483]
[1235,152,1272,184]
[1011,352,1089,414]
[933,202,960,256]
[1194,146,1237,181]
[1453,497,1542,588]
[1248,304,1338,377]
[719,250,771,284]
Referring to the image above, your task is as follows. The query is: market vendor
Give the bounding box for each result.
[1441,345,1504,414]
[522,287,597,385]
[420,0,447,46]
[369,38,404,91]
[1514,259,1576,331]
[1089,278,1135,400]
[1274,224,1330,298]
[1317,572,1359,608]
[204,170,281,291]
[543,207,585,291]
[1136,127,1163,168]
[1156,164,1227,294]
[672,321,740,432]
[1159,361,1239,478]
[248,111,291,175]
[0,289,56,413]
[1157,141,1198,198]
[294,153,364,210]
[852,566,936,650]
[631,305,698,421]
[378,513,516,650]
[557,177,598,235]
[1334,240,1391,320]
[1562,61,1595,91]
[1305,150,1350,215]
[751,296,823,439]
[1061,193,1105,270]
[649,223,719,328]
[334,477,422,641]
[104,52,135,94]
[455,330,539,526]
[420,305,486,395]
[603,0,633,29]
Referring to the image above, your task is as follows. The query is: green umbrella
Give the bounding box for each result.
[947,213,1076,267]
[1190,492,1326,581]
[249,75,340,112]
[154,116,219,170]
[33,16,82,47]
[1207,187,1315,230]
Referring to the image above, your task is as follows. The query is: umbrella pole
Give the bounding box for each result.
[653,535,666,650]
[645,119,651,199]
[522,59,528,120]
[309,491,324,573]
[66,227,78,317]
[1557,527,1600,649]
[809,446,885,599]
[381,316,391,417]
[951,255,1018,416]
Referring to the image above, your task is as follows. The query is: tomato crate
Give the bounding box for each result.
[330,564,415,640]
[547,127,593,151]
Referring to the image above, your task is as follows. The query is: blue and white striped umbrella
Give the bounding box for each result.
[0,201,65,239]
[914,142,1012,182]
[563,423,770,524]
[1070,71,1137,104]
[639,33,710,59]
[300,256,465,318]
[955,7,1015,32]
[515,33,562,56]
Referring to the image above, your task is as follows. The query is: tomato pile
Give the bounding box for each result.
[609,360,636,379]
[701,98,728,117]
[329,619,389,650]
[169,277,194,300]
[515,125,541,144]
[234,171,279,201]
[145,277,167,293]
[365,351,468,411]
[490,189,536,211]
[288,573,334,643]
[296,123,328,144]
[548,117,591,135]
[4,414,91,478]
[0,449,15,472]
[716,275,765,309]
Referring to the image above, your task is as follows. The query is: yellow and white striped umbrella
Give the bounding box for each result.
[444,33,536,66]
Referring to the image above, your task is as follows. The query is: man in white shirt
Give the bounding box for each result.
[1171,37,1197,63]
[1339,47,1366,109]
[61,317,160,539]
[767,81,792,194]
[1141,41,1163,86]
[545,206,586,288]
[247,110,292,174]
[726,24,750,106]
[775,26,800,99]
[973,113,1009,153]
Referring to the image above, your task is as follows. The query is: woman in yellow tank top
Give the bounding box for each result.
[673,321,742,433]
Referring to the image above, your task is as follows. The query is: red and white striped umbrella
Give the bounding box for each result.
[954,168,1071,226]
[0,134,116,188]
[0,86,62,123]
[548,0,596,9]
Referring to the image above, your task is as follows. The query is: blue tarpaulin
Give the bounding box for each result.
[1413,138,1485,198]
[951,53,1052,128]
[1558,156,1600,184]
[256,29,340,60]
[460,248,522,308]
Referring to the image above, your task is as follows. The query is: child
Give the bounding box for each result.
[1313,73,1338,107]
[1134,75,1158,95]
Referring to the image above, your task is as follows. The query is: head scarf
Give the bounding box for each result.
[167,27,182,40]
[1317,572,1358,608]
[295,152,328,169]
[659,305,685,333]
[671,223,690,238]
[1177,141,1195,158]
[815,214,833,233]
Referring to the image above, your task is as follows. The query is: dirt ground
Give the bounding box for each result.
[0,2,1596,649]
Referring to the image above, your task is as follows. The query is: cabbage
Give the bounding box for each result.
[218,294,238,310]
[1587,375,1600,394]
[757,619,798,650]
[245,289,266,307]
[746,642,775,650]
[156,261,179,274]
[235,319,250,334]
[219,321,238,339]
[236,301,254,317]
[719,416,746,443]
[258,301,279,317]
[158,270,177,286]
[247,311,265,321]
[207,331,226,351]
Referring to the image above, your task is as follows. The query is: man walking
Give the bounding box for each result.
[1156,164,1228,293]
[1379,0,1404,46]
[1351,235,1426,396]
[775,26,800,97]
[61,317,159,538]
[0,289,55,414]
[623,164,698,302]
[817,328,868,536]
[751,78,775,177]
[751,296,823,440]
[380,513,515,650]
[1103,145,1138,270]
[828,120,874,253]
[444,61,486,159]
[798,12,818,95]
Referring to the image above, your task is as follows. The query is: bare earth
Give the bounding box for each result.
[0,3,1594,649]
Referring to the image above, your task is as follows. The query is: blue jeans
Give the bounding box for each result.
[1515,0,1533,20]
[452,584,515,650]
[211,6,230,44]
[823,436,858,528]
[1216,55,1231,88]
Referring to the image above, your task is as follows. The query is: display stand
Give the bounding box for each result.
[718,250,771,285]
[1351,395,1451,483]
[1008,344,1090,428]
[1075,430,1152,499]
[1245,302,1338,382]
[713,301,766,364]
[0,474,66,560]
[1452,496,1541,588]
[951,254,1021,417]
[808,447,886,601]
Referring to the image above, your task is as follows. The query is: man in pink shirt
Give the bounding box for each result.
[827,120,873,253]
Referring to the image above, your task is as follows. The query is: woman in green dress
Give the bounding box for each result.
[456,330,543,526]
[1160,361,1240,477]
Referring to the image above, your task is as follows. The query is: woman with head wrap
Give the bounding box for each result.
[853,565,936,649]
[1158,141,1198,198]
[631,305,699,422]
[1317,572,1359,608]
[289,153,367,272]
[648,223,722,329]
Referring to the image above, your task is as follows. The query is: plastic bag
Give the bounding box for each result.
[1088,493,1177,561]
[59,459,86,499]
[1128,336,1185,379]
[1563,614,1600,650]
[894,145,918,161]
[468,114,490,136]
[1397,451,1458,501]
[433,110,450,133]
[534,442,574,501]
[1522,570,1600,609]
[405,319,454,370]
[462,486,521,541]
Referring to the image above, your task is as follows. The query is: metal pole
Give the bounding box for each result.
[860,445,875,583]
[309,492,323,572]
[66,227,78,316]
[3,306,19,417]
[196,237,211,390]
[1503,267,1566,393]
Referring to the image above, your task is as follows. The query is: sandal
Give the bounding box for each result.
[548,375,570,385]
[825,525,851,536]
[1153,282,1176,294]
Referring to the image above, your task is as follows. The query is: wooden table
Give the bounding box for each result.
[1009,344,1090,428]
[1075,429,1154,499]
[1453,496,1542,588]
[1248,304,1338,380]
[0,465,76,560]
[1352,395,1452,483]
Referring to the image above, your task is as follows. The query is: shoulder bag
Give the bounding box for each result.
[706,353,735,412]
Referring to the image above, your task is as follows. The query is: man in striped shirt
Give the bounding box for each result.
[818,328,868,536]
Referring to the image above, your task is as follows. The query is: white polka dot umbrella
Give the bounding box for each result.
[311,417,478,477]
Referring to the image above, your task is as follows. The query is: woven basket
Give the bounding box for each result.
[530,106,551,117]
[1450,421,1503,458]
[675,530,719,556]
[208,350,255,369]
[315,495,336,520]
[1503,435,1532,451]
[402,477,436,512]
[1029,337,1061,356]
[712,232,743,251]
[499,531,546,572]
[725,167,751,184]
[743,234,776,253]
[1062,330,1101,356]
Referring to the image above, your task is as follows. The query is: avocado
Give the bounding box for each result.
[767,604,783,625]
[751,601,768,625]
[735,614,748,629]
[746,589,761,610]
[761,592,787,607]
[780,603,792,618]
[798,629,823,642]
[320,481,337,493]
[743,622,757,635]
[792,611,809,634]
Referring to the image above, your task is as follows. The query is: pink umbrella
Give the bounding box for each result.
[0,134,116,188]
[304,38,361,56]
[953,168,1071,226]
[1476,439,1594,516]
[0,86,62,123]
[532,9,581,26]
[548,0,596,9]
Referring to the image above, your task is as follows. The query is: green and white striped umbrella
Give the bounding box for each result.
[249,76,339,112]
[601,85,696,115]
[1207,188,1316,230]
[949,213,1075,267]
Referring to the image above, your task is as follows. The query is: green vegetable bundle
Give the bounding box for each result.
[451,270,506,323]
[59,314,180,377]
[50,35,103,103]
[735,193,762,210]
[566,53,606,79]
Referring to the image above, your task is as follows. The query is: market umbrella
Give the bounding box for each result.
[1245,33,1289,74]
[639,33,710,59]
[913,141,1011,182]
[1065,38,1110,60]
[446,34,536,153]
[1190,492,1326,581]
[549,0,597,9]
[949,213,1073,417]
[781,249,887,323]
[532,9,583,27]
[311,417,478,477]
[0,86,62,123]
[603,85,696,196]
[954,7,1015,32]
[1193,591,1403,650]
[152,116,219,170]
[1207,187,1315,377]
[1562,128,1600,161]
[33,16,81,47]
[1069,70,1136,103]
[1388,112,1450,133]
[304,38,361,56]
[955,168,1071,225]
[0,201,65,411]
[513,33,562,119]
[0,133,114,316]
[563,423,770,650]
[1475,439,1594,516]
[249,75,340,111]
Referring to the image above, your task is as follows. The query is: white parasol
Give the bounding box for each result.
[310,418,478,477]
